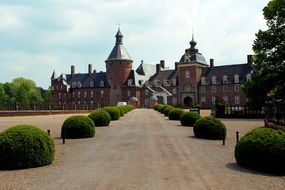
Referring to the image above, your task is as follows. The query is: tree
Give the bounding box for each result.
[244,0,285,109]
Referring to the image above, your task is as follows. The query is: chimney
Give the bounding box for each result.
[156,63,161,73]
[71,65,75,75]
[175,62,178,70]
[210,59,214,68]
[247,55,253,65]
[93,69,96,73]
[160,60,165,69]
[88,64,92,74]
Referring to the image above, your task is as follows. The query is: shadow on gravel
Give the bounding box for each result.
[225,162,279,177]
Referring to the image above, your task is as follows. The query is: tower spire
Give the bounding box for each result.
[115,27,123,44]
[189,27,197,50]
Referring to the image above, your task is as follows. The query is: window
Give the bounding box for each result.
[173,88,176,94]
[154,79,160,87]
[127,90,131,97]
[201,97,206,103]
[234,74,239,83]
[56,85,58,90]
[163,79,170,86]
[78,91,80,98]
[100,90,104,97]
[128,79,133,86]
[246,73,251,81]
[90,91,94,98]
[58,92,61,99]
[72,91,75,98]
[223,85,228,92]
[185,70,190,78]
[223,96,228,104]
[212,76,217,84]
[58,101,61,105]
[78,101,80,105]
[145,89,149,96]
[235,96,240,105]
[51,86,54,91]
[183,85,191,92]
[72,82,76,88]
[100,81,104,87]
[223,75,228,84]
[173,79,177,86]
[235,84,240,92]
[60,85,63,90]
[172,98,177,105]
[201,77,206,85]
[212,86,216,93]
[212,96,216,105]
[90,81,94,87]
[90,100,94,104]
[200,86,205,93]
[77,82,82,88]
[84,91,87,98]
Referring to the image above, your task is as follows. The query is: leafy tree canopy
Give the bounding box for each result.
[243,0,285,108]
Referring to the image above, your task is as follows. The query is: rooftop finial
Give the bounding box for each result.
[192,27,194,41]
[190,27,197,49]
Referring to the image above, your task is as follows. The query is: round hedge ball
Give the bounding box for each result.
[180,112,201,126]
[168,108,185,120]
[235,128,285,174]
[117,106,125,116]
[164,106,174,117]
[193,116,226,140]
[88,109,111,127]
[61,115,95,139]
[102,107,120,120]
[0,125,55,170]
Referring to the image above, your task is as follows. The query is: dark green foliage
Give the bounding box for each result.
[61,115,95,139]
[126,104,134,111]
[0,125,55,170]
[88,109,111,127]
[235,128,285,174]
[193,116,226,140]
[160,105,171,114]
[153,104,164,112]
[164,106,174,117]
[102,106,120,120]
[168,108,185,120]
[180,112,201,126]
[117,106,125,116]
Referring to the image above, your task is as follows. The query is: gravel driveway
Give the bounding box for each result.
[0,109,284,190]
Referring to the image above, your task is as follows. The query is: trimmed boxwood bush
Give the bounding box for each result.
[235,128,285,174]
[164,106,174,117]
[61,115,95,139]
[168,108,185,120]
[193,116,226,139]
[103,106,120,120]
[0,125,55,170]
[88,109,111,127]
[153,104,164,112]
[180,112,201,126]
[117,106,125,116]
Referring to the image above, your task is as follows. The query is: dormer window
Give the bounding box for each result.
[201,77,206,85]
[77,82,82,88]
[128,79,133,86]
[72,82,76,88]
[173,79,177,86]
[234,74,239,83]
[246,73,251,81]
[154,79,160,87]
[100,81,104,87]
[212,76,217,84]
[173,88,177,94]
[223,75,228,84]
[163,79,170,86]
[185,70,190,78]
[90,81,94,87]
[145,89,149,96]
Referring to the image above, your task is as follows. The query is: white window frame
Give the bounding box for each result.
[212,76,216,84]
[173,79,177,86]
[185,70,190,79]
[127,90,131,97]
[100,81,104,87]
[173,88,177,94]
[200,86,205,93]
[235,84,240,92]
[212,86,216,93]
[235,96,240,105]
[223,75,228,84]
[201,77,206,85]
[234,74,239,83]
[223,85,228,92]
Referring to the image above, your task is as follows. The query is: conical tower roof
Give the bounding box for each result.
[106,28,132,62]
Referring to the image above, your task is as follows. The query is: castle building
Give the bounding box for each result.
[51,29,253,109]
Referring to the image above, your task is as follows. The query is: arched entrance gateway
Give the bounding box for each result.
[183,96,193,107]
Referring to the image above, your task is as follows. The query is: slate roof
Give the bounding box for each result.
[106,28,132,61]
[201,64,253,84]
[61,72,110,88]
[148,70,176,86]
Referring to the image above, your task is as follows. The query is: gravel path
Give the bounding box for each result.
[0,109,284,190]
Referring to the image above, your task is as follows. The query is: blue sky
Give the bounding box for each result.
[0,0,268,89]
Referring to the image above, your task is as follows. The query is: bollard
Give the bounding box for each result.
[222,130,225,146]
[236,131,239,143]
[47,130,50,136]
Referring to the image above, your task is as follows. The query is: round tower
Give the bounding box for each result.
[105,28,133,88]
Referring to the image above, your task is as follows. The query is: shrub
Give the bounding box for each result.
[127,104,134,111]
[164,106,174,117]
[193,116,226,139]
[235,128,285,174]
[117,106,125,116]
[168,108,185,120]
[61,115,95,139]
[0,125,55,170]
[153,104,164,112]
[102,107,120,120]
[88,109,111,127]
[160,105,171,114]
[180,112,201,126]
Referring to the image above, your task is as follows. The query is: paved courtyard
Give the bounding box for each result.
[0,109,284,190]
